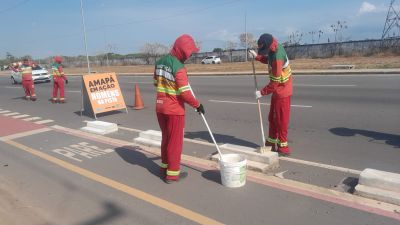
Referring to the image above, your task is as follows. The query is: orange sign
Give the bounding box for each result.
[83,73,126,114]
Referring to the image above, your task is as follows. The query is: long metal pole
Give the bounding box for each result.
[79,0,91,117]
[245,11,248,62]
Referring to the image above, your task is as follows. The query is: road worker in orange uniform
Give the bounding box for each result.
[18,59,37,101]
[154,34,204,183]
[249,33,293,156]
[51,56,68,103]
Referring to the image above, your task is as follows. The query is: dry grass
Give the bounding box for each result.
[58,55,400,74]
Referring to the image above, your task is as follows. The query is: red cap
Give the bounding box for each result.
[54,56,62,63]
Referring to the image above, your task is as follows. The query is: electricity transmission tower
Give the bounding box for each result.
[381,0,400,39]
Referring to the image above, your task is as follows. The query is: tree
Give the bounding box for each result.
[239,33,257,49]
[212,48,223,52]
[225,41,237,62]
[6,52,15,63]
[140,43,169,64]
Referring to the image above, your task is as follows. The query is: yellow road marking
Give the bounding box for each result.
[4,139,224,225]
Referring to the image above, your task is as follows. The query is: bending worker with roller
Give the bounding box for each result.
[154,34,204,183]
[249,33,293,156]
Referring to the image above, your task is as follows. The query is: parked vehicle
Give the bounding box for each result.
[11,65,51,84]
[201,56,221,64]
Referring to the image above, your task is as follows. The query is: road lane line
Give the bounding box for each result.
[47,125,400,220]
[12,114,30,119]
[23,117,41,121]
[3,140,225,225]
[66,91,82,93]
[34,119,54,125]
[0,110,11,114]
[209,100,312,108]
[294,84,357,87]
[3,112,20,116]
[0,128,51,141]
[279,157,362,174]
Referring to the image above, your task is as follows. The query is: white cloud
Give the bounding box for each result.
[206,29,238,42]
[358,2,377,15]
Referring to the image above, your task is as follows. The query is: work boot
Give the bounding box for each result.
[59,98,66,104]
[277,147,291,157]
[265,141,277,152]
[159,168,166,179]
[31,96,37,101]
[25,96,31,100]
[164,172,188,184]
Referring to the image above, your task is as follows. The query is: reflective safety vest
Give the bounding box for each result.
[20,65,33,80]
[51,62,64,77]
[268,44,292,84]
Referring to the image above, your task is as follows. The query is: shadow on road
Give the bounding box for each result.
[330,127,400,148]
[114,146,161,179]
[77,201,124,225]
[185,131,259,148]
[201,170,222,185]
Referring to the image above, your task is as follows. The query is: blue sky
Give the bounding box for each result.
[0,0,392,58]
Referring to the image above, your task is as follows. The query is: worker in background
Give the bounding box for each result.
[18,58,37,101]
[154,34,204,183]
[249,33,293,156]
[51,56,68,103]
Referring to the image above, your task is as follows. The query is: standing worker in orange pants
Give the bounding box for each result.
[249,33,293,156]
[17,59,37,101]
[51,56,68,103]
[154,34,204,183]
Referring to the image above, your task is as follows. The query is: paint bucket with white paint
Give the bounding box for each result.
[219,154,247,188]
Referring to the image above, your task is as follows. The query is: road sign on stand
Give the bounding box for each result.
[81,72,127,119]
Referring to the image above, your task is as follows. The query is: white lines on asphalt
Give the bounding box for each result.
[209,100,313,108]
[0,128,52,141]
[117,126,143,133]
[23,117,41,121]
[0,110,11,114]
[126,81,153,84]
[3,112,19,116]
[66,90,82,93]
[294,84,357,87]
[12,114,30,119]
[279,157,362,175]
[34,119,54,125]
[4,86,20,89]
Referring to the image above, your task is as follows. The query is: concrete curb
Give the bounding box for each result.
[355,168,400,206]
[80,121,118,135]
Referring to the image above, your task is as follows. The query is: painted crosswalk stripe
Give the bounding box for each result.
[23,117,41,121]
[209,100,313,108]
[34,119,54,125]
[4,112,20,116]
[0,110,11,114]
[12,114,30,119]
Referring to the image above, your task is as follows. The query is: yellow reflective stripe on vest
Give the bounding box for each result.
[160,163,168,169]
[267,137,279,144]
[157,87,179,95]
[178,85,190,93]
[167,170,180,176]
[269,66,292,84]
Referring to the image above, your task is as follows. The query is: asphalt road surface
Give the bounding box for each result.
[0,73,399,225]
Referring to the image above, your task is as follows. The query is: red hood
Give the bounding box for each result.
[269,38,279,52]
[170,34,199,62]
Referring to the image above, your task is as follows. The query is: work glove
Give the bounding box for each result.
[196,104,205,115]
[248,50,257,59]
[65,79,68,84]
[255,90,262,99]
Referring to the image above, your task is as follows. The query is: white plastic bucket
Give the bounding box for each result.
[219,154,247,188]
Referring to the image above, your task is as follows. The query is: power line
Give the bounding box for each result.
[0,0,31,14]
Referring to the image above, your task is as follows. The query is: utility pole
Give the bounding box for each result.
[245,11,248,62]
[308,31,316,44]
[382,0,400,39]
[318,30,324,43]
[80,0,91,73]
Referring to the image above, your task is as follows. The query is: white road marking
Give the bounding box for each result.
[126,81,153,84]
[294,84,357,87]
[0,110,11,114]
[12,114,30,119]
[66,90,82,93]
[209,100,313,108]
[4,86,20,89]
[3,112,19,116]
[23,117,41,121]
[34,119,54,124]
[0,128,51,141]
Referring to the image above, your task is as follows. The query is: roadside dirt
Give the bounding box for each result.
[61,55,400,74]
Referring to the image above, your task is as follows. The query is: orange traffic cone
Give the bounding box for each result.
[133,84,144,110]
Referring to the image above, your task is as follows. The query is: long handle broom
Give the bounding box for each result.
[251,58,270,153]
[188,85,224,161]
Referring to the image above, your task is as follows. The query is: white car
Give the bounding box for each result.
[201,56,221,64]
[11,65,51,84]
